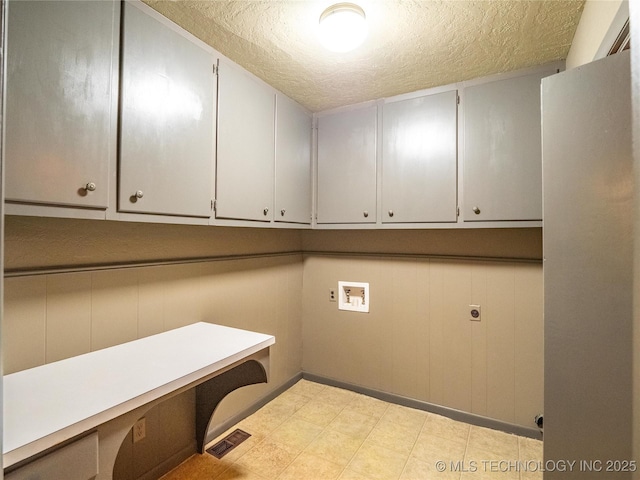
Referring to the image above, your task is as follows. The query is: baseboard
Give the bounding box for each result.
[203,372,304,448]
[302,372,543,440]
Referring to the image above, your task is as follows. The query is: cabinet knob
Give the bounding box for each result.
[84,182,96,192]
[280,209,286,216]
[263,208,269,216]
[473,206,481,215]
[388,210,394,217]
[363,211,369,218]
[135,190,144,199]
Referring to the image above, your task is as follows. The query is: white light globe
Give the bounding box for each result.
[318,3,368,53]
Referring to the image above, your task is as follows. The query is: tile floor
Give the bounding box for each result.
[161,380,543,480]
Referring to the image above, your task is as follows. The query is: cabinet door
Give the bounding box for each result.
[119,3,214,217]
[317,106,377,224]
[5,1,117,209]
[381,91,458,223]
[216,62,275,222]
[275,94,312,224]
[463,71,548,221]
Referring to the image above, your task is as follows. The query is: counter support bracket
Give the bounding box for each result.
[195,358,268,453]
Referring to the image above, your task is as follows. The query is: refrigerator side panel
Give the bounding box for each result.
[542,50,633,478]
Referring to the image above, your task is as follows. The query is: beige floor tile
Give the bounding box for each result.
[379,404,428,432]
[367,419,421,455]
[278,452,344,480]
[234,440,298,479]
[305,428,365,466]
[287,379,327,398]
[459,459,519,480]
[272,390,313,412]
[215,462,271,480]
[328,409,380,439]
[422,414,470,444]
[260,397,303,420]
[347,439,410,480]
[400,455,462,480]
[294,399,345,427]
[518,437,543,461]
[317,385,361,407]
[159,453,232,480]
[269,416,324,452]
[463,446,519,480]
[466,426,519,460]
[347,393,389,419]
[518,438,544,480]
[338,468,374,480]
[162,381,542,480]
[411,432,467,464]
[520,469,543,480]
[239,402,295,437]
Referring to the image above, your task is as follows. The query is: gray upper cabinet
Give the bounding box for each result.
[5,0,118,209]
[381,90,458,223]
[119,2,215,218]
[317,105,377,224]
[216,61,275,222]
[275,94,312,224]
[463,69,551,222]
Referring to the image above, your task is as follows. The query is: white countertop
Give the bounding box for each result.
[3,322,275,467]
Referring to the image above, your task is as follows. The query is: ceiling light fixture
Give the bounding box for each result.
[318,3,368,53]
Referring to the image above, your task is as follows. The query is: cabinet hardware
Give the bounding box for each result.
[363,211,369,218]
[135,190,144,199]
[473,206,481,215]
[280,209,286,216]
[84,182,96,192]
[388,210,394,217]
[263,208,269,216]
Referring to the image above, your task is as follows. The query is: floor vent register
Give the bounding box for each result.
[206,429,251,459]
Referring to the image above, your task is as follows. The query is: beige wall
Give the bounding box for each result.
[302,228,542,260]
[4,255,303,377]
[4,217,542,273]
[566,0,627,69]
[302,255,543,430]
[4,254,303,479]
[4,215,302,271]
[2,217,545,475]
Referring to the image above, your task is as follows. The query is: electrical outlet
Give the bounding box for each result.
[133,417,146,443]
[329,289,336,302]
[470,305,481,322]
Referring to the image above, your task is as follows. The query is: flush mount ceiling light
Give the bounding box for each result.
[318,2,368,53]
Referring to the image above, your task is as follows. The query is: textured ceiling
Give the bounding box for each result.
[142,0,585,112]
